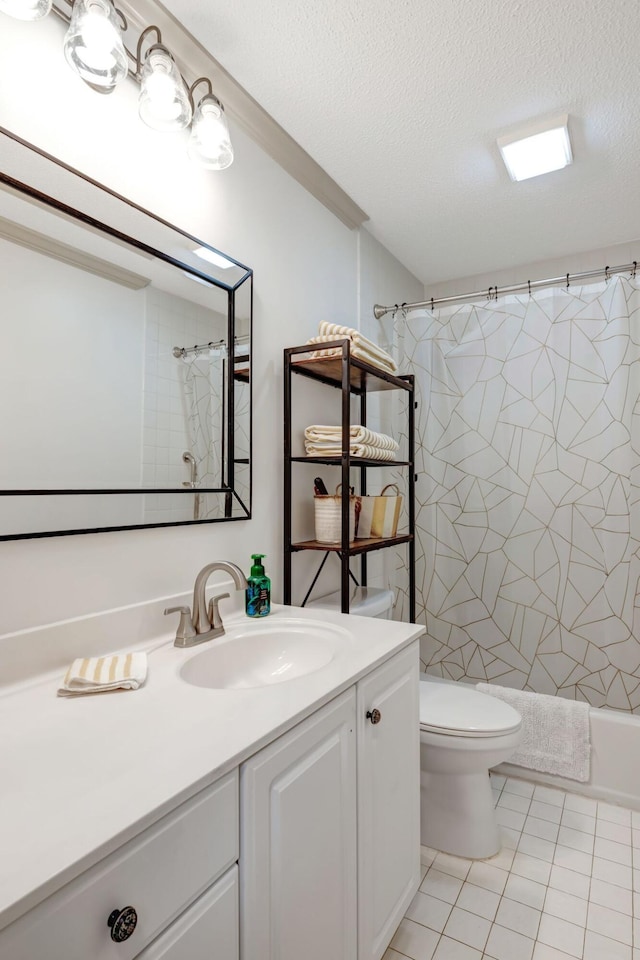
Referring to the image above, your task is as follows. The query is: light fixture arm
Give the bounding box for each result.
[188,76,213,111]
[135,23,162,75]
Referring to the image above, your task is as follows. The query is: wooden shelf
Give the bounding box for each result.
[291,534,413,555]
[291,456,412,468]
[290,352,412,394]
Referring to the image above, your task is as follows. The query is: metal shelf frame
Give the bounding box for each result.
[284,339,416,620]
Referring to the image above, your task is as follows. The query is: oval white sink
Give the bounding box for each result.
[179,618,348,689]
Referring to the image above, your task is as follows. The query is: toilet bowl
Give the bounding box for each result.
[419,679,522,859]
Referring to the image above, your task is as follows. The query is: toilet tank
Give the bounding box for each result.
[305,585,394,619]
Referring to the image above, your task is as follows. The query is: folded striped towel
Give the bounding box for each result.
[305,442,397,461]
[58,652,148,697]
[305,322,397,374]
[304,424,399,451]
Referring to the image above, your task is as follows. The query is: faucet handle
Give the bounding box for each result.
[164,606,197,646]
[208,592,231,634]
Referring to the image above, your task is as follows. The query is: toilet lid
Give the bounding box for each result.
[419,682,522,737]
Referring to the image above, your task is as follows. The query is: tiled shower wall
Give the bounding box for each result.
[396,276,640,712]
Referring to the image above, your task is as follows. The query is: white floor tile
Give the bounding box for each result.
[499,826,521,851]
[442,906,491,951]
[532,945,575,960]
[483,845,515,872]
[634,868,640,891]
[560,809,596,834]
[556,825,594,854]
[583,929,632,960]
[431,935,482,960]
[498,792,531,814]
[543,887,588,927]
[456,881,500,921]
[489,774,506,790]
[592,856,633,889]
[382,948,407,960]
[587,901,632,945]
[533,785,565,808]
[552,844,592,876]
[594,835,633,866]
[504,872,547,910]
[495,896,541,939]
[484,923,535,960]
[597,802,632,826]
[548,863,590,899]
[504,778,535,798]
[420,869,464,904]
[529,800,563,824]
[494,806,526,831]
[511,851,553,885]
[537,914,584,958]
[390,918,440,960]
[589,876,633,915]
[596,819,632,845]
[524,815,560,843]
[421,845,438,866]
[406,890,453,933]
[518,833,556,863]
[564,793,597,817]
[432,852,472,881]
[466,861,508,895]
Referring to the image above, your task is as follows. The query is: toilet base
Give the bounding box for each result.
[421,769,500,859]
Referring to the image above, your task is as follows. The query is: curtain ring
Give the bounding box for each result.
[605,266,611,282]
[494,286,498,301]
[487,286,493,301]
[528,280,531,297]
[632,262,637,279]
[430,298,434,312]
[566,273,570,289]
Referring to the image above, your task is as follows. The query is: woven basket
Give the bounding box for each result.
[314,485,356,543]
[356,484,402,539]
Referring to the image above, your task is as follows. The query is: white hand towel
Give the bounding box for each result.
[304,424,399,451]
[476,682,591,782]
[304,442,398,461]
[306,336,397,374]
[58,652,148,697]
[317,322,397,371]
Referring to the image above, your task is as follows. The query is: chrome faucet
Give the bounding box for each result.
[165,561,249,647]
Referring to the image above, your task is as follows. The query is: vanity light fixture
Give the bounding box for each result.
[0,0,51,20]
[136,26,192,131]
[188,78,234,171]
[0,0,234,169]
[497,114,572,182]
[63,0,128,94]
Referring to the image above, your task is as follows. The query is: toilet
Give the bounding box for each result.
[305,584,395,619]
[419,679,522,859]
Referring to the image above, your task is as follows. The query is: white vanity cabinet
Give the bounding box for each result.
[240,641,420,960]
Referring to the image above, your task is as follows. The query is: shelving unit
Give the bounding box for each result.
[284,338,415,619]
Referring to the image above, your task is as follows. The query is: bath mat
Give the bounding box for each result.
[476,683,591,782]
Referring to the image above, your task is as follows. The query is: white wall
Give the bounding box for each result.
[0,12,422,634]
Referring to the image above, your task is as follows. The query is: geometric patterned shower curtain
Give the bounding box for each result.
[397,275,640,712]
[181,349,225,520]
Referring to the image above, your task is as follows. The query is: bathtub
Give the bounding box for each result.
[422,674,640,811]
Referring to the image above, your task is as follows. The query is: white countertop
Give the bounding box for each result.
[0,602,423,932]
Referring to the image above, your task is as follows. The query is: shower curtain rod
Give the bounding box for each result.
[372,259,639,319]
[172,334,250,359]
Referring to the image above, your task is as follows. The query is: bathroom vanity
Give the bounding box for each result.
[0,600,422,960]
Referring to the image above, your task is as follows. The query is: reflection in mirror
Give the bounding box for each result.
[0,127,252,539]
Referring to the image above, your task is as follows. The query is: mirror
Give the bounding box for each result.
[0,127,252,539]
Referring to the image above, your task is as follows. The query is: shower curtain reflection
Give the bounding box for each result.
[180,346,226,520]
[397,276,640,712]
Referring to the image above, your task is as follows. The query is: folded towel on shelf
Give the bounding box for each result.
[58,652,148,697]
[304,321,397,374]
[305,442,398,461]
[304,424,399,452]
[476,682,591,782]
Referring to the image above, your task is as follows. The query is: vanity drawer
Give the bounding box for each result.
[0,770,238,960]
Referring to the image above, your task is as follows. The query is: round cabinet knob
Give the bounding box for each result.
[366,708,382,724]
[107,906,138,942]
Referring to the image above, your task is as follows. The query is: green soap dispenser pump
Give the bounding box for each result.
[246,554,271,617]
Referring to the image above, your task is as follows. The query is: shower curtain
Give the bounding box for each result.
[181,349,225,520]
[396,275,640,712]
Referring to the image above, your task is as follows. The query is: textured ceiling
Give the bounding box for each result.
[161,0,640,287]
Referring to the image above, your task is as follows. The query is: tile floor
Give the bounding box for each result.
[385,774,640,960]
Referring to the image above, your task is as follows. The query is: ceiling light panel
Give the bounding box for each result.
[498,115,572,182]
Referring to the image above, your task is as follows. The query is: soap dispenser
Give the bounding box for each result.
[245,554,271,617]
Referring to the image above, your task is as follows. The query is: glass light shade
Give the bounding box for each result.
[188,96,234,170]
[138,46,192,131]
[0,0,51,20]
[63,0,127,94]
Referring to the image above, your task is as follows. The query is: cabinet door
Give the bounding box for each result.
[240,688,357,960]
[357,641,420,960]
[135,865,238,960]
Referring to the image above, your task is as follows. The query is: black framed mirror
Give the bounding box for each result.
[0,127,252,539]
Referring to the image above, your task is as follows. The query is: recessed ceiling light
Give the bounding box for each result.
[497,114,572,182]
[193,245,235,269]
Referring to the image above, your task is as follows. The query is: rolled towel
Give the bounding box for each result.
[306,336,397,374]
[304,424,399,452]
[305,442,398,461]
[476,682,591,782]
[58,652,148,697]
[318,322,397,371]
